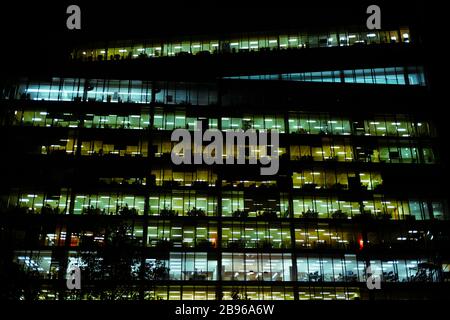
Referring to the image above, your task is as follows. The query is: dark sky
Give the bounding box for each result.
[0,1,427,49]
[0,0,441,77]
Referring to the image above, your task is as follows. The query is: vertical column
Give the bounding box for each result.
[290,221,299,300]
[216,78,223,300]
[403,66,410,86]
[141,91,156,299]
[216,169,223,300]
[139,197,149,301]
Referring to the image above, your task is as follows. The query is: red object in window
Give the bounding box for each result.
[358,237,364,250]
[71,236,79,247]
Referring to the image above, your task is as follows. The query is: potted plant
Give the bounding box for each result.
[186,207,206,217]
[257,210,278,219]
[232,209,249,218]
[83,205,101,215]
[302,209,319,219]
[332,209,348,219]
[118,205,138,217]
[160,207,178,217]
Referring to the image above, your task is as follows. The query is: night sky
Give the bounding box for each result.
[0,0,445,126]
[0,1,434,67]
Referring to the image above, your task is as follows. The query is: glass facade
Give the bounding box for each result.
[72,27,411,61]
[6,78,217,105]
[224,66,426,86]
[1,103,439,167]
[7,107,436,138]
[1,24,448,302]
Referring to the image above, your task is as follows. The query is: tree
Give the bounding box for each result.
[77,222,169,300]
[0,250,41,300]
